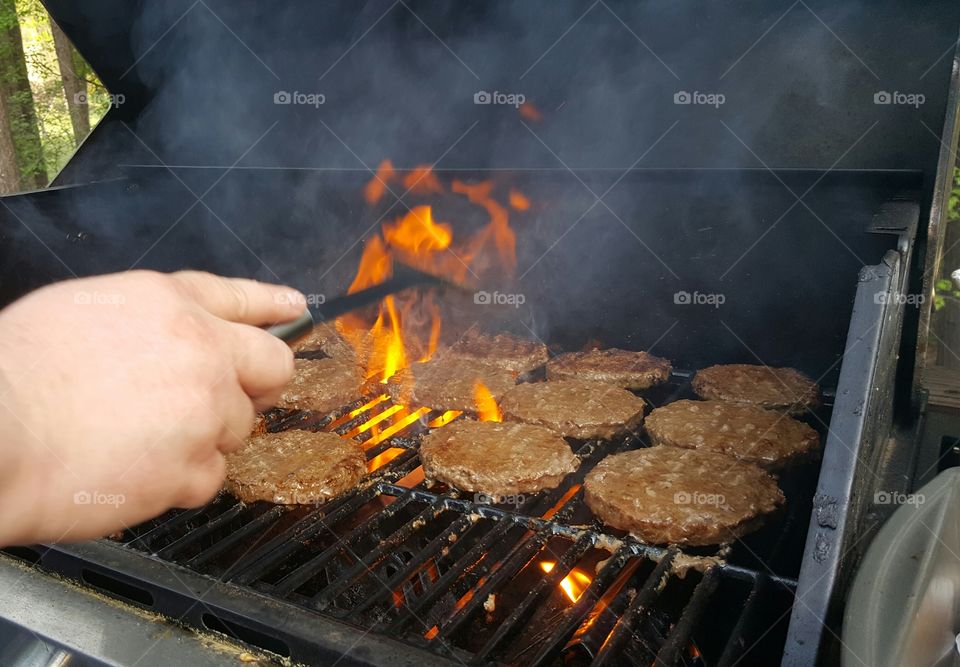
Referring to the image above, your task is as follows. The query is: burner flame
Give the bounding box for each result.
[540,561,592,603]
[473,381,502,422]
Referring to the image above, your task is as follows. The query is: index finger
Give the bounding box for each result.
[171,271,306,326]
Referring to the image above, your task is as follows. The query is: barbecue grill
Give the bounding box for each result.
[1,1,960,665]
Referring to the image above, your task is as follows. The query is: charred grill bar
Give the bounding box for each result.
[1,1,959,665]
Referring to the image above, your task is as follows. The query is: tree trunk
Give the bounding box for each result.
[0,80,20,192]
[0,0,45,189]
[49,17,87,145]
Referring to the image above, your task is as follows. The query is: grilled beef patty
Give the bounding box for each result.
[446,328,548,373]
[499,379,647,440]
[420,420,579,495]
[584,447,784,546]
[225,430,366,504]
[277,358,363,414]
[386,358,516,411]
[692,364,818,414]
[546,348,671,389]
[291,325,356,359]
[645,399,819,469]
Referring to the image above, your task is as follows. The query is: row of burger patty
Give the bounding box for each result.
[225,327,820,547]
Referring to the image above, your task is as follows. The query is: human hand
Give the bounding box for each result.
[0,270,304,544]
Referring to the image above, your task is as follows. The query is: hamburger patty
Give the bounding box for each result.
[386,358,516,411]
[546,348,671,389]
[692,364,818,414]
[499,380,647,440]
[291,325,357,360]
[225,430,366,504]
[277,358,363,414]
[584,447,784,546]
[420,420,579,495]
[446,328,548,373]
[645,400,819,469]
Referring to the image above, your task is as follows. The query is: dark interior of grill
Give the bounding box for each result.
[1,1,959,665]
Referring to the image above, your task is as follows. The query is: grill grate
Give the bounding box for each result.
[9,371,828,665]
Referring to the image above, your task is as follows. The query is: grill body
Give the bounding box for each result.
[1,1,959,664]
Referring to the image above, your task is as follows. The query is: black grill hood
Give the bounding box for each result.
[40,0,960,182]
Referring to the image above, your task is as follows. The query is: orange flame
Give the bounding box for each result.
[452,180,517,275]
[473,381,502,422]
[403,164,443,195]
[509,189,530,211]
[347,236,393,295]
[519,101,542,122]
[540,562,592,603]
[383,205,453,258]
[342,164,525,409]
[364,159,395,205]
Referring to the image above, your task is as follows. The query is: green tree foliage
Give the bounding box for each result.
[0,0,44,188]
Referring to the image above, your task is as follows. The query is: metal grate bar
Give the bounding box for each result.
[471,533,596,663]
[346,512,481,621]
[654,567,720,665]
[279,499,443,603]
[716,577,767,667]
[231,485,383,585]
[184,504,289,569]
[590,549,679,667]
[525,547,637,667]
[434,527,557,643]
[262,493,422,596]
[386,520,517,634]
[155,502,249,561]
[127,505,211,551]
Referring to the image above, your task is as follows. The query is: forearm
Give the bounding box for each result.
[0,359,51,545]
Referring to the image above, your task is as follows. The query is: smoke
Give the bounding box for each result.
[8,0,954,379]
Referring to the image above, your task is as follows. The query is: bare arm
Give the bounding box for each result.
[0,270,304,545]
